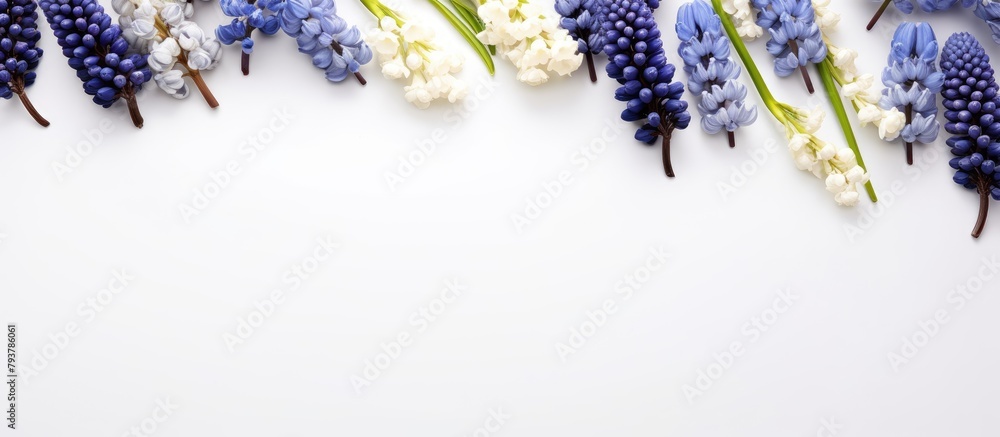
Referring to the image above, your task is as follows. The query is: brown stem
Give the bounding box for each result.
[727,130,735,149]
[973,175,991,238]
[241,18,256,76]
[188,70,219,108]
[904,104,913,165]
[242,51,251,76]
[660,128,675,178]
[585,51,597,83]
[122,84,144,128]
[330,39,366,85]
[787,40,815,94]
[11,76,49,127]
[867,0,893,31]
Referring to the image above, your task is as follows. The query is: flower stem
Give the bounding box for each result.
[787,40,815,94]
[661,127,675,178]
[425,0,495,75]
[11,75,49,127]
[867,0,892,31]
[242,0,257,75]
[727,130,735,148]
[122,83,144,128]
[816,60,878,202]
[904,104,913,165]
[973,174,991,238]
[584,51,597,82]
[711,0,787,127]
[188,69,219,108]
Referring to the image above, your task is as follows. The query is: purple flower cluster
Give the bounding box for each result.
[600,0,690,177]
[0,0,48,125]
[38,0,150,126]
[940,32,1000,237]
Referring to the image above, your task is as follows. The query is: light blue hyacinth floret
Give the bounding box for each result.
[880,21,943,164]
[554,0,604,82]
[216,0,281,75]
[266,0,372,84]
[974,1,1000,44]
[891,0,973,14]
[752,0,826,93]
[867,0,973,31]
[675,0,756,146]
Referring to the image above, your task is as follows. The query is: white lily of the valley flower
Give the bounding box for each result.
[476,0,582,85]
[812,0,840,30]
[879,108,906,141]
[723,0,763,39]
[812,3,903,149]
[365,11,468,108]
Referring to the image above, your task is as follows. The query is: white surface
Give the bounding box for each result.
[3,2,1000,436]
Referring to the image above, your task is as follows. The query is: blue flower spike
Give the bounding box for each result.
[555,0,604,82]
[217,0,281,75]
[600,0,691,177]
[0,0,49,126]
[753,0,826,94]
[676,0,757,148]
[940,32,1000,238]
[881,21,944,164]
[266,0,372,85]
[868,0,974,31]
[38,0,151,127]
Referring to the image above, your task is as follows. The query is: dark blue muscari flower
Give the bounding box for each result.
[676,0,756,147]
[554,0,604,82]
[216,0,281,75]
[752,0,826,93]
[0,0,48,126]
[868,0,974,31]
[600,0,691,177]
[266,0,372,84]
[881,21,943,164]
[940,32,1000,238]
[38,0,151,127]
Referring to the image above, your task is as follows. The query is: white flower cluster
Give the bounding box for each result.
[721,0,762,40]
[782,105,870,206]
[113,0,222,99]
[811,0,906,141]
[367,16,468,108]
[811,0,840,31]
[476,0,582,85]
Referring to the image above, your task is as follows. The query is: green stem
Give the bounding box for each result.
[425,0,495,74]
[816,60,878,202]
[714,0,878,202]
[711,0,787,127]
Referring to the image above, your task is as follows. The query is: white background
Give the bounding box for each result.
[3,1,1000,436]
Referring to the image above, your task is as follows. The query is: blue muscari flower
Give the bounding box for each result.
[600,0,691,177]
[217,0,281,75]
[38,0,150,127]
[675,0,756,146]
[0,0,49,126]
[940,32,1000,237]
[880,21,943,163]
[752,0,826,93]
[266,0,372,84]
[554,0,604,82]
